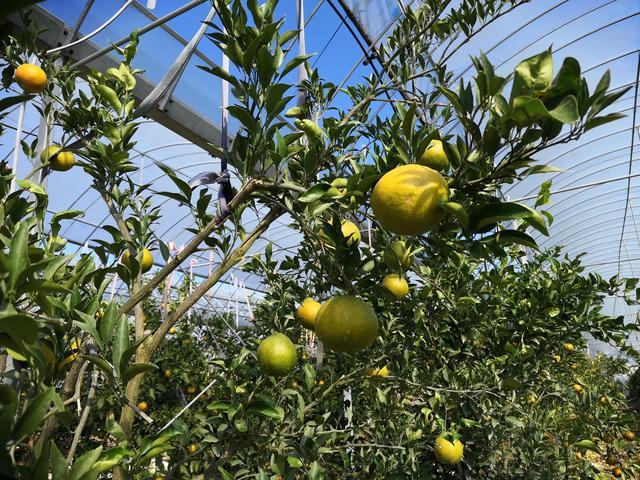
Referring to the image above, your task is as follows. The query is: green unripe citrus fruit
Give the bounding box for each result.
[257,333,297,377]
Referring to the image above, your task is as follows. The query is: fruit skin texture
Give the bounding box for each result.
[41,145,75,171]
[623,430,636,441]
[296,298,322,330]
[315,296,379,353]
[434,436,464,465]
[563,342,575,352]
[15,64,47,93]
[340,220,361,245]
[137,401,148,411]
[121,248,154,273]
[612,467,622,478]
[257,333,297,377]
[371,164,449,235]
[382,274,409,298]
[418,140,449,171]
[366,365,389,378]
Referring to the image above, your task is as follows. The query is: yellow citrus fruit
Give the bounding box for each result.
[340,220,361,245]
[169,327,177,334]
[434,435,464,465]
[317,379,325,386]
[599,396,607,406]
[553,355,561,362]
[575,452,583,461]
[371,164,448,235]
[15,63,47,93]
[527,394,538,404]
[257,333,297,377]
[315,296,379,353]
[185,385,196,395]
[612,467,622,478]
[381,274,409,298]
[563,342,575,352]
[163,369,172,379]
[137,401,148,411]
[572,384,583,394]
[121,248,154,273]
[41,145,75,171]
[366,365,390,378]
[383,240,411,269]
[418,139,449,171]
[187,444,197,454]
[570,363,578,370]
[623,430,636,441]
[296,298,322,330]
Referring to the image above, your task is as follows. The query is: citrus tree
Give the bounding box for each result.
[0,1,638,479]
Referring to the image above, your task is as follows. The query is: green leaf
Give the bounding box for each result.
[51,442,69,480]
[122,363,157,385]
[505,416,525,427]
[8,222,29,290]
[112,316,129,377]
[299,183,330,203]
[0,94,35,112]
[99,302,118,344]
[91,446,132,474]
[573,439,601,453]
[510,48,553,102]
[521,164,565,176]
[548,95,579,124]
[51,210,85,226]
[280,54,313,78]
[303,363,316,390]
[246,400,284,421]
[0,311,38,353]
[198,65,240,89]
[440,201,469,228]
[12,387,61,440]
[545,57,581,100]
[79,355,115,380]
[486,230,539,250]
[287,456,303,468]
[0,385,17,446]
[584,112,626,131]
[69,446,103,480]
[17,178,46,195]
[471,202,540,231]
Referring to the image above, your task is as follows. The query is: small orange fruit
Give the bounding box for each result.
[185,385,196,395]
[41,145,75,171]
[121,248,154,273]
[187,444,197,454]
[137,401,148,411]
[163,369,172,379]
[15,63,47,93]
[599,396,607,406]
[317,379,325,386]
[623,430,635,441]
[169,327,177,334]
[612,467,622,478]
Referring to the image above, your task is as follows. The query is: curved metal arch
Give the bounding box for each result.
[505,124,637,197]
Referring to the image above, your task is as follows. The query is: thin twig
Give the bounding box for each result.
[66,367,99,463]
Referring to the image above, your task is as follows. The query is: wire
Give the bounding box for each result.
[46,0,134,54]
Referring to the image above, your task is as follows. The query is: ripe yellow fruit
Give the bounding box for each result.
[291,381,299,389]
[572,384,583,394]
[257,333,297,377]
[121,248,154,273]
[41,145,75,171]
[371,164,449,235]
[340,220,361,245]
[163,369,172,379]
[296,298,322,330]
[382,274,409,298]
[570,363,578,370]
[185,385,196,395]
[623,430,636,441]
[418,139,449,171]
[317,379,325,386]
[553,355,561,363]
[527,394,538,404]
[612,467,622,478]
[15,63,47,93]
[315,296,379,353]
[366,365,390,378]
[599,396,607,406]
[137,401,148,411]
[563,342,575,352]
[187,444,198,454]
[434,435,464,465]
[169,327,177,334]
[575,452,583,461]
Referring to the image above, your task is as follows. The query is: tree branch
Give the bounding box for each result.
[66,367,99,463]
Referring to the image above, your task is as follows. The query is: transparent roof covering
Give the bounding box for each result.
[1,0,639,344]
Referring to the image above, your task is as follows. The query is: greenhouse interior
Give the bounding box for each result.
[1,0,640,478]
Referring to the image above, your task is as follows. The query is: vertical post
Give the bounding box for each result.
[296,0,307,107]
[9,101,27,193]
[220,41,229,151]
